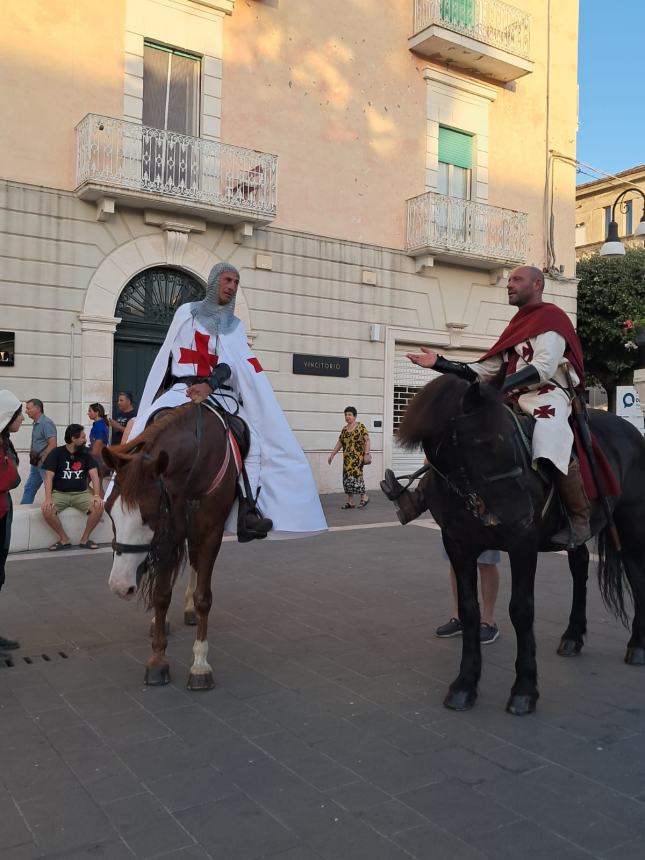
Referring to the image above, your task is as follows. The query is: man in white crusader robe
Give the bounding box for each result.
[128,262,327,542]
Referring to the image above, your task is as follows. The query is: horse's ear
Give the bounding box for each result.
[154,450,169,476]
[462,382,484,413]
[488,361,508,391]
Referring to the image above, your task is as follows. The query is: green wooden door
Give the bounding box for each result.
[113,267,205,413]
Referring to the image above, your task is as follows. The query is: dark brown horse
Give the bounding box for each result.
[103,403,238,690]
[398,375,645,715]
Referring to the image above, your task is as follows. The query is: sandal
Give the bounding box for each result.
[79,541,99,550]
[359,499,370,508]
[341,503,356,509]
[49,541,72,551]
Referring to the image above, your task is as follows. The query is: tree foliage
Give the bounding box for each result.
[576,247,645,402]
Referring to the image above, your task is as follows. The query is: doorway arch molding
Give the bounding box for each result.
[78,233,251,422]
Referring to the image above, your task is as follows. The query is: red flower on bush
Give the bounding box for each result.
[624,319,634,330]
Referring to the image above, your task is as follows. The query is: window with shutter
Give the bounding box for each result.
[142,43,201,194]
[438,126,473,201]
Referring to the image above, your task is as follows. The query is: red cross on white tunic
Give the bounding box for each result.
[178,331,218,377]
[521,343,533,361]
[533,404,556,419]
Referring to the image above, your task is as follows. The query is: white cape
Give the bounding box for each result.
[129,304,327,539]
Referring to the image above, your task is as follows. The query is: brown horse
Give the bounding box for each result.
[103,402,238,690]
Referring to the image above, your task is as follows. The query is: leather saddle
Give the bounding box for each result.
[146,404,251,461]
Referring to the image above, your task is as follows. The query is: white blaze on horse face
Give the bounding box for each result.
[190,640,212,676]
[108,498,153,599]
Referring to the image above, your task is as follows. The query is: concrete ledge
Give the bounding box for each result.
[9,505,112,553]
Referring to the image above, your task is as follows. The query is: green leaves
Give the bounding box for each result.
[576,248,645,395]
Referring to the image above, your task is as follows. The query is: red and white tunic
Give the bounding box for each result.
[471,332,579,475]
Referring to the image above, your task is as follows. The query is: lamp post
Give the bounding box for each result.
[599,188,645,257]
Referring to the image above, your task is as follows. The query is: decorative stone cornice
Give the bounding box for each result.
[78,314,121,333]
[189,0,235,15]
[423,67,498,102]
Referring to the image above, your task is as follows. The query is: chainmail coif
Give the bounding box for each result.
[191,261,240,335]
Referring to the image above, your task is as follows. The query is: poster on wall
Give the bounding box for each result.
[616,386,645,435]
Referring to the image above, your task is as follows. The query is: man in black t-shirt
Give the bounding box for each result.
[42,424,104,550]
[108,391,137,446]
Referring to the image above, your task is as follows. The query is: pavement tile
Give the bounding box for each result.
[11,683,66,715]
[89,706,173,747]
[0,785,35,851]
[148,847,212,860]
[357,799,429,837]
[475,771,639,853]
[602,838,645,860]
[63,747,144,805]
[392,822,487,859]
[103,792,194,857]
[301,816,413,860]
[31,706,85,735]
[474,819,596,860]
[398,779,521,839]
[46,723,104,754]
[43,838,134,859]
[145,765,235,812]
[324,780,390,813]
[2,746,78,804]
[175,791,300,859]
[18,785,113,855]
[62,684,140,719]
[0,844,44,860]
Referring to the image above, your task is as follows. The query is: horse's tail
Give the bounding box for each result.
[597,526,631,628]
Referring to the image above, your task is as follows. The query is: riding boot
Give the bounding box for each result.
[550,459,592,549]
[236,469,273,543]
[380,470,430,525]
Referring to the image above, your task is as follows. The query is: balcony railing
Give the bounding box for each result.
[413,0,530,60]
[75,114,278,221]
[406,191,527,266]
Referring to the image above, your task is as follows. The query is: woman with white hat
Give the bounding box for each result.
[0,389,24,650]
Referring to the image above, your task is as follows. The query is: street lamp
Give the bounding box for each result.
[599,188,645,257]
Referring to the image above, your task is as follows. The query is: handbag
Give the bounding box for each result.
[363,452,372,465]
[29,449,40,466]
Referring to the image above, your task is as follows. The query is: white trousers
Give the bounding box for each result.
[516,385,573,475]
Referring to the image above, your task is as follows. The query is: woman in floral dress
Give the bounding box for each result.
[328,406,371,509]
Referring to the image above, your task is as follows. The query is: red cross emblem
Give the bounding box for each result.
[537,384,556,395]
[178,332,218,377]
[533,405,556,419]
[521,343,533,361]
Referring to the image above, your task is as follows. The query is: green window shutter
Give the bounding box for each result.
[438,127,473,169]
[440,0,475,29]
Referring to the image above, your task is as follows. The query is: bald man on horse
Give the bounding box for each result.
[383,265,591,549]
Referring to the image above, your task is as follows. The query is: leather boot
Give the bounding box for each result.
[237,494,273,543]
[551,459,592,548]
[380,470,430,525]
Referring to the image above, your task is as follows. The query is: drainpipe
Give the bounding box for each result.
[69,322,76,424]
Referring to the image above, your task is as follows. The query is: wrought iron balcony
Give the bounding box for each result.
[75,114,278,224]
[410,0,533,83]
[406,191,527,268]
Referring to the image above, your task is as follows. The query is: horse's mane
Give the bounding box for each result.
[109,403,196,506]
[398,375,470,449]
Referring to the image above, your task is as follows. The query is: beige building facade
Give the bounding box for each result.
[1,0,580,493]
[575,164,645,258]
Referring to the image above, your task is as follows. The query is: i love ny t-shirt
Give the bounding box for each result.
[43,446,98,493]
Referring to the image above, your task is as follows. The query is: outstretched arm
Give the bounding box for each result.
[406,347,501,382]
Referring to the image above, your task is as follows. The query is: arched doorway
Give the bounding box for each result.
[113,267,205,412]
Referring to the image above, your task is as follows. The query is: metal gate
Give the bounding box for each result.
[391,343,480,474]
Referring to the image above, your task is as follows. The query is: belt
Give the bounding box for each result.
[170,375,234,392]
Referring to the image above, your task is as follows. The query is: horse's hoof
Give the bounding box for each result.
[443,689,477,711]
[149,620,171,637]
[187,672,215,691]
[506,694,537,716]
[624,647,645,666]
[184,610,197,626]
[144,665,170,686]
[557,638,583,657]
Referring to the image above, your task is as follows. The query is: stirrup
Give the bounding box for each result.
[380,465,430,501]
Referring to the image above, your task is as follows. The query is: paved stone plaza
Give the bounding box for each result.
[1,495,645,859]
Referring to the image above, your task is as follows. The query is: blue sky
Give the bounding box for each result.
[577,0,643,181]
